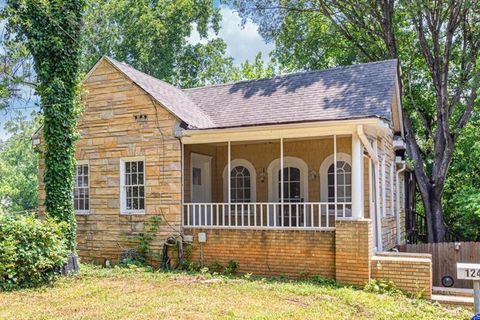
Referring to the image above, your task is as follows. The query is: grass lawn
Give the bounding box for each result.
[0,265,471,320]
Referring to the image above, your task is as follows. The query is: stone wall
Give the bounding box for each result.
[38,59,182,264]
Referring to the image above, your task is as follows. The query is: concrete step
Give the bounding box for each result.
[432,294,473,306]
[433,286,474,298]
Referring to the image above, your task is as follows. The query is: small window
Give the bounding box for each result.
[121,159,145,213]
[192,167,202,185]
[74,162,89,213]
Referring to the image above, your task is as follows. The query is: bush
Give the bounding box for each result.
[0,213,69,290]
[364,279,403,296]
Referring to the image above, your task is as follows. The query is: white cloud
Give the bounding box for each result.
[188,6,274,64]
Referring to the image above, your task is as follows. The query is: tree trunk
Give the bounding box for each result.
[418,183,447,243]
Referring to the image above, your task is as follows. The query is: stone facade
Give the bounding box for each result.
[38,59,183,264]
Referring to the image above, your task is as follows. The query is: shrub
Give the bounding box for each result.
[0,213,69,290]
[224,260,239,275]
[364,279,403,296]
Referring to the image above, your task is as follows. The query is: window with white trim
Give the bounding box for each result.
[231,166,251,203]
[223,159,257,202]
[327,161,352,202]
[121,159,145,213]
[74,162,89,213]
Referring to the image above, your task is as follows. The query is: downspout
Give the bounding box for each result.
[396,161,406,245]
[357,125,382,252]
[374,142,383,252]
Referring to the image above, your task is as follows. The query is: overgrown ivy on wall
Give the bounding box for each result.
[4,0,86,252]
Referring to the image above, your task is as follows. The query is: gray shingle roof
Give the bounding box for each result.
[105,57,398,130]
[106,57,215,128]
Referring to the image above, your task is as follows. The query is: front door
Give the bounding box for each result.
[279,167,304,226]
[190,153,212,225]
[191,153,212,203]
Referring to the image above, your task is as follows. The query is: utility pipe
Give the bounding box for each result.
[396,161,406,245]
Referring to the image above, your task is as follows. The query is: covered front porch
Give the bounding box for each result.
[180,120,382,234]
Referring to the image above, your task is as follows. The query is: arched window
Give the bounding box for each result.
[327,161,352,202]
[320,153,352,203]
[267,156,308,202]
[231,166,251,203]
[223,159,256,202]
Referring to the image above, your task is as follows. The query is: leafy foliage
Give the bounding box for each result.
[0,213,69,291]
[364,279,403,296]
[226,0,480,241]
[0,114,39,212]
[443,116,480,240]
[4,0,86,252]
[132,215,164,264]
[81,0,234,88]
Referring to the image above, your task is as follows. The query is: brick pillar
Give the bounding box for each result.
[335,219,372,286]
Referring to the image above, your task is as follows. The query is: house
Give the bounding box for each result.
[37,56,432,297]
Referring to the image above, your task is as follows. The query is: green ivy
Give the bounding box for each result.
[4,0,86,252]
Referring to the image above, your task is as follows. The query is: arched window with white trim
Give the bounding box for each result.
[231,166,251,203]
[327,161,352,202]
[320,153,352,203]
[223,159,256,202]
[267,156,308,202]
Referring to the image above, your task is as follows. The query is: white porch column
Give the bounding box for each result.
[351,132,364,219]
[228,141,231,205]
[280,138,284,204]
[181,143,184,226]
[334,135,337,214]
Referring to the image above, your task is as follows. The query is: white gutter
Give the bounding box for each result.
[357,125,378,164]
[395,160,407,245]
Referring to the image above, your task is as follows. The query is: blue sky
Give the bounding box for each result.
[0,4,273,141]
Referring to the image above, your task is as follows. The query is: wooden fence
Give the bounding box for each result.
[401,242,480,288]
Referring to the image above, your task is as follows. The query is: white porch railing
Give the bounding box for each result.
[183,202,352,230]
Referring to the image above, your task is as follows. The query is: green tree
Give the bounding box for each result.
[0,114,39,212]
[81,0,234,88]
[4,0,86,252]
[227,0,480,242]
[231,52,277,81]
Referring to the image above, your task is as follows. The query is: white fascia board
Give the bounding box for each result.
[180,118,382,144]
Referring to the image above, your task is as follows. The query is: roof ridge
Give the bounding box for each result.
[183,59,398,91]
[104,56,183,90]
[103,56,215,128]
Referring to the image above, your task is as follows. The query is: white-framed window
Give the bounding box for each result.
[231,166,252,203]
[327,161,352,202]
[223,159,256,202]
[120,157,145,214]
[74,161,90,214]
[267,156,308,202]
[319,153,352,203]
[279,167,302,202]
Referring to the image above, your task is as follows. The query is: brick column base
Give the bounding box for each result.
[335,219,372,286]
